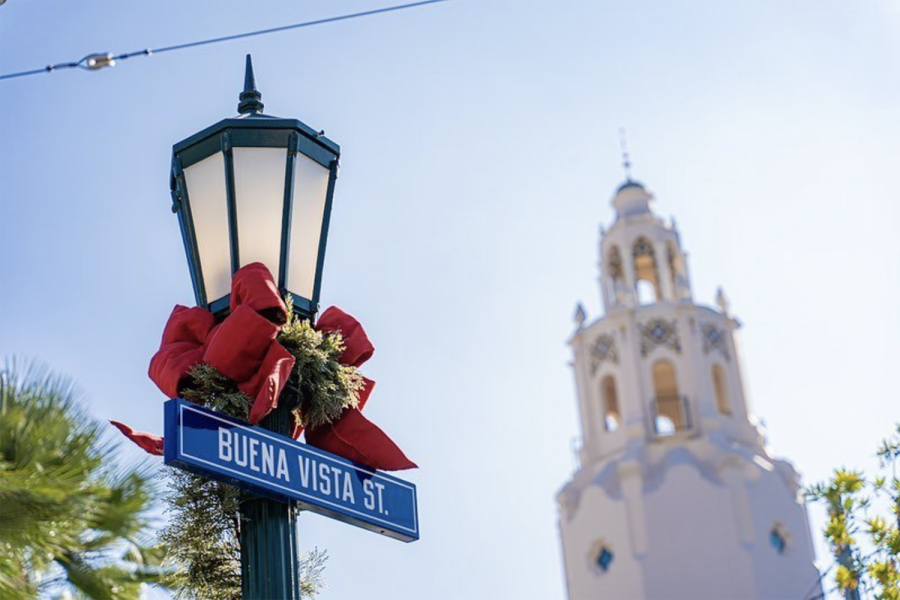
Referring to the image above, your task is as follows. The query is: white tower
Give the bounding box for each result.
[558,179,821,599]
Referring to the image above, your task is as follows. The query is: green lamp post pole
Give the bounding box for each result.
[240,402,302,599]
[168,56,341,599]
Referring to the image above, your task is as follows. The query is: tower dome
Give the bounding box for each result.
[599,180,691,309]
[612,179,653,219]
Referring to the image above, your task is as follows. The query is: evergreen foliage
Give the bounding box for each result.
[807,424,900,600]
[0,361,162,599]
[158,471,241,599]
[298,548,328,598]
[181,363,252,421]
[278,303,364,430]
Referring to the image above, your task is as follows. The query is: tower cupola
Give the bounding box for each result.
[612,180,653,219]
[599,180,692,310]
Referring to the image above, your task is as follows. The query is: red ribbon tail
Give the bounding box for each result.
[357,376,375,412]
[305,409,416,471]
[109,420,164,456]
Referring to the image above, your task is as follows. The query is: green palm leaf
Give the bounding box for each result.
[0,360,166,599]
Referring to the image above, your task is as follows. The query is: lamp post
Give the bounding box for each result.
[169,55,340,599]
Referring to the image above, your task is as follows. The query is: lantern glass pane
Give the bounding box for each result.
[287,154,330,299]
[233,147,288,277]
[183,151,231,303]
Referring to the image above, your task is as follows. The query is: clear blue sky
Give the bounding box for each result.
[2,1,898,598]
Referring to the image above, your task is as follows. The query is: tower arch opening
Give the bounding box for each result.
[606,245,630,306]
[712,363,731,415]
[632,237,660,305]
[666,240,690,299]
[600,375,621,432]
[651,359,688,435]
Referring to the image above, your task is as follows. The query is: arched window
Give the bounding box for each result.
[601,375,620,432]
[633,237,660,305]
[652,360,687,434]
[712,364,731,415]
[652,360,678,396]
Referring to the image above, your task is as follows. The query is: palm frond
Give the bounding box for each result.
[0,359,167,599]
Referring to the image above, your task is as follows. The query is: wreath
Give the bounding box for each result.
[110,263,415,598]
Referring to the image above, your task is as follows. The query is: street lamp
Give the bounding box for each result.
[170,54,340,320]
[168,55,339,599]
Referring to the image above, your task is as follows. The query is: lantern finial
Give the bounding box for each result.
[238,54,264,115]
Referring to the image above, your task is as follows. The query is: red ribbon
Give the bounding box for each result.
[305,307,416,471]
[109,420,164,455]
[113,262,415,471]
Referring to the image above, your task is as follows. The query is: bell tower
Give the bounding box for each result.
[558,178,821,599]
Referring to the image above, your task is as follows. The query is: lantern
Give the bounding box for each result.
[170,55,339,318]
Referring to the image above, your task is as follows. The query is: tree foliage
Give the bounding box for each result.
[0,361,162,599]
[807,424,900,600]
[158,470,241,599]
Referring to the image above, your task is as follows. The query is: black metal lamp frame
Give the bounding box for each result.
[169,55,340,320]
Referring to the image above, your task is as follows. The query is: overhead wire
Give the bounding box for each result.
[0,0,449,82]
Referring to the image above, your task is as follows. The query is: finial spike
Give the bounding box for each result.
[244,54,256,93]
[574,303,587,328]
[619,127,633,181]
[238,54,264,115]
[716,286,731,315]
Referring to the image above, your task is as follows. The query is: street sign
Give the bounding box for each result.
[164,398,419,542]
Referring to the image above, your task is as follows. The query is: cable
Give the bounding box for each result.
[0,0,449,82]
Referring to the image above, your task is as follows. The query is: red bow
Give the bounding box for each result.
[305,306,416,470]
[148,262,295,426]
[113,262,415,471]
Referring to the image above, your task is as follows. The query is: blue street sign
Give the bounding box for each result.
[164,398,419,542]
